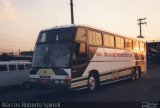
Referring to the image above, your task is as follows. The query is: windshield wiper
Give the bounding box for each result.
[48,48,64,68]
[37,46,51,67]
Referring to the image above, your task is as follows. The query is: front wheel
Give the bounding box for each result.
[88,74,99,91]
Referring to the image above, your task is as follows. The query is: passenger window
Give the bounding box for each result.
[72,42,87,66]
[103,34,110,47]
[110,36,115,47]
[116,37,124,49]
[88,30,102,46]
[25,64,31,70]
[18,65,25,70]
[133,41,139,51]
[140,42,145,51]
[125,39,132,50]
[103,33,115,47]
[9,65,17,71]
[75,28,86,41]
[0,65,7,71]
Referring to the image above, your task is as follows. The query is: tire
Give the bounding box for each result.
[88,73,99,91]
[131,67,141,80]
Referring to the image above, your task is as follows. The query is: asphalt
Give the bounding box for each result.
[0,65,159,104]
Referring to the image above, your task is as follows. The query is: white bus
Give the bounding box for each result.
[30,25,146,91]
[0,61,31,88]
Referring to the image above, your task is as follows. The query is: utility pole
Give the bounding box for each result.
[137,18,147,38]
[70,0,74,24]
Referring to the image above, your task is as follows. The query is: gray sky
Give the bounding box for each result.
[0,0,160,52]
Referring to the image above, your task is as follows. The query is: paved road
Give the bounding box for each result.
[0,65,160,102]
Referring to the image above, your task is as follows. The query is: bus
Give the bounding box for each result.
[29,25,146,91]
[0,61,31,88]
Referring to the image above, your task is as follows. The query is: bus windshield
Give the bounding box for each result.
[32,27,76,68]
[32,42,72,68]
[37,27,76,43]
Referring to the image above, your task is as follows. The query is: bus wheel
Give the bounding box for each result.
[131,68,141,80]
[88,73,99,91]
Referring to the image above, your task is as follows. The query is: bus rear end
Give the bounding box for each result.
[29,25,76,90]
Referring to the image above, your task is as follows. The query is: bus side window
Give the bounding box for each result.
[103,33,115,47]
[116,37,124,49]
[0,65,7,71]
[133,41,139,51]
[125,39,133,50]
[75,28,86,41]
[9,65,17,71]
[18,65,25,71]
[25,64,31,70]
[140,42,145,51]
[73,42,87,66]
[88,30,102,46]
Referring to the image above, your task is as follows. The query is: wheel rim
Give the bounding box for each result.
[89,76,96,90]
[132,69,139,80]
[136,69,139,79]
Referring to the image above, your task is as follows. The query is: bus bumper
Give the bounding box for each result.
[29,78,71,90]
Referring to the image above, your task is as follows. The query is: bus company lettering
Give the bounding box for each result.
[117,53,132,57]
[104,52,116,57]
[96,52,132,57]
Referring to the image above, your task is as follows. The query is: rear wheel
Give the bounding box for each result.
[88,73,99,91]
[131,67,141,80]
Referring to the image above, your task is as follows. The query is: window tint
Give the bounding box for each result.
[37,27,76,43]
[39,33,46,42]
[133,41,139,50]
[18,65,25,70]
[110,36,115,47]
[103,33,115,47]
[140,42,145,51]
[116,37,124,48]
[0,65,7,71]
[73,43,86,59]
[88,30,102,46]
[72,43,87,66]
[103,34,109,46]
[125,39,132,50]
[9,65,17,71]
[75,28,86,41]
[25,64,31,70]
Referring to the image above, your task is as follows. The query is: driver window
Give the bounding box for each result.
[73,43,87,66]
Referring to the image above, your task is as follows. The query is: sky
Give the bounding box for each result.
[0,0,160,53]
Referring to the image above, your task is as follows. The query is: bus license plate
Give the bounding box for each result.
[40,80,48,84]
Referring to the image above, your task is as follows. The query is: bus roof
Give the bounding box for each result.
[41,24,145,43]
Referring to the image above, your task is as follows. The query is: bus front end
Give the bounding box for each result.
[30,68,71,89]
[29,26,76,90]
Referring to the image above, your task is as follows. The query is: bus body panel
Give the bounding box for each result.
[70,46,146,89]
